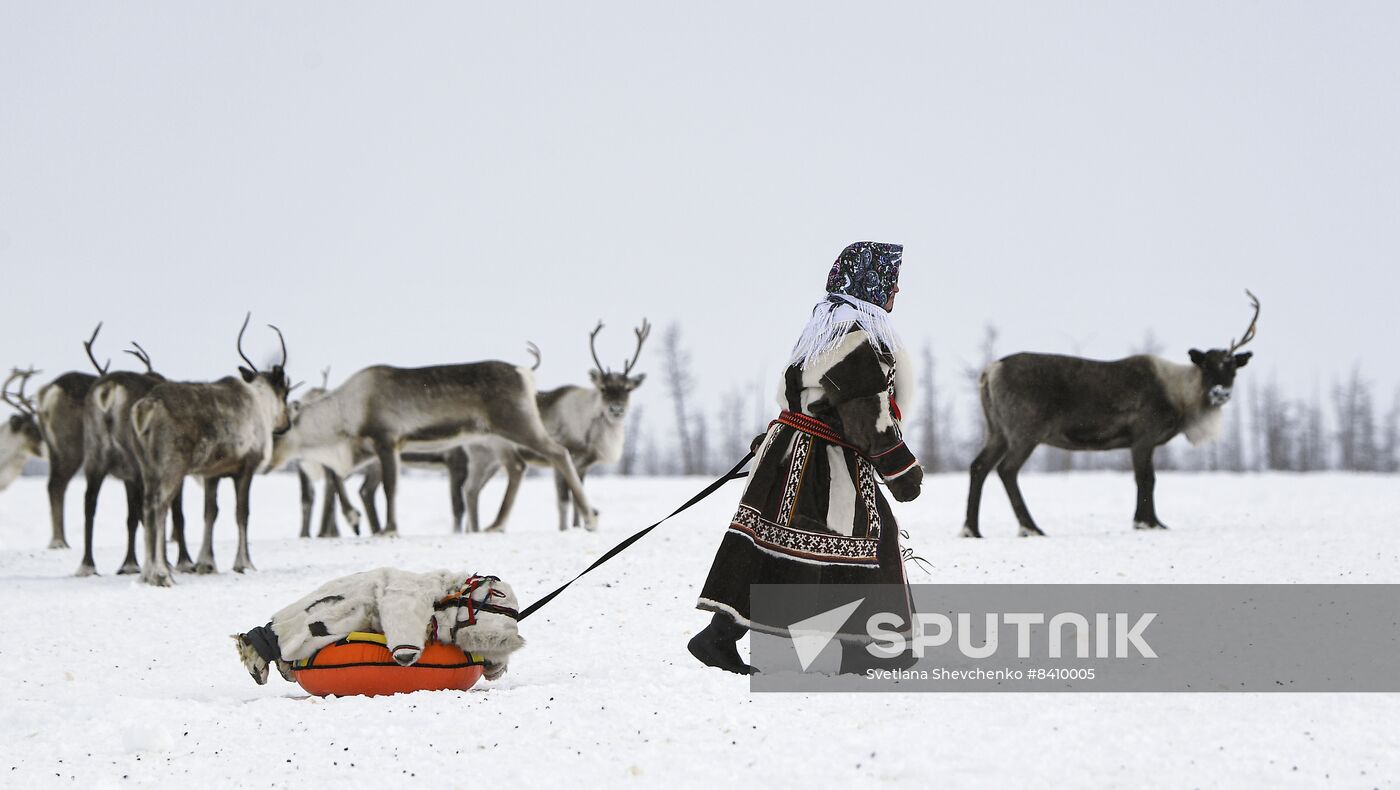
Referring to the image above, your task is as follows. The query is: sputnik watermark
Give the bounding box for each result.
[747,584,1400,692]
[866,611,1157,659]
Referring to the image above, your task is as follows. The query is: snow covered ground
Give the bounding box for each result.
[1,469,1397,788]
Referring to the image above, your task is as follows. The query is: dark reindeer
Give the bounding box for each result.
[0,369,45,492]
[32,324,109,549]
[130,315,292,586]
[76,340,188,576]
[963,291,1260,538]
[269,351,597,536]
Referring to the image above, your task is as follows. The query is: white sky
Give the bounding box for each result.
[2,2,1397,432]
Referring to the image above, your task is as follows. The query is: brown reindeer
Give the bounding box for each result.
[964,291,1259,537]
[130,315,292,586]
[270,352,596,536]
[76,341,188,576]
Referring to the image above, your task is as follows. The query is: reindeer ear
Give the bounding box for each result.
[1188,349,1206,366]
[589,369,603,386]
[628,373,646,389]
[239,366,257,383]
[1234,351,1252,368]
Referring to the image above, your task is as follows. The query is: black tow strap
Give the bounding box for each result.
[517,451,755,621]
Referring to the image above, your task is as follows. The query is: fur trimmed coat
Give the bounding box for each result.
[697,328,922,636]
[267,567,524,680]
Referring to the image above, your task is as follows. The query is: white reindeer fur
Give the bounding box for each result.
[776,328,914,434]
[1148,357,1224,446]
[262,567,524,678]
[542,386,626,466]
[0,429,37,491]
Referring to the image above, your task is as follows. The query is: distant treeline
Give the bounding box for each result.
[617,324,1400,477]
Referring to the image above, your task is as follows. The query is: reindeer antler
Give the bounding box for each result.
[2,367,40,417]
[526,342,542,371]
[124,342,154,374]
[1228,290,1261,354]
[319,366,330,391]
[269,324,288,369]
[588,320,607,374]
[622,318,651,376]
[83,323,110,375]
[236,312,256,370]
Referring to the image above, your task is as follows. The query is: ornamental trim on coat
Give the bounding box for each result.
[729,505,881,564]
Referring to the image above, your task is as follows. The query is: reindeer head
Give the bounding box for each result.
[587,319,650,421]
[1188,290,1258,408]
[1,369,45,477]
[235,313,293,434]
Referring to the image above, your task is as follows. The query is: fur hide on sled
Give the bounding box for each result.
[234,567,524,684]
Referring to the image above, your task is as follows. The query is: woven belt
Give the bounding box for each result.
[774,410,860,453]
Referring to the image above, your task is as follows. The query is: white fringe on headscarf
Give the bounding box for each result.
[789,293,905,370]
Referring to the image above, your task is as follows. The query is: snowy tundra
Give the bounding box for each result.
[0,469,1397,788]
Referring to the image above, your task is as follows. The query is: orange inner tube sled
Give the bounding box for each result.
[291,632,486,698]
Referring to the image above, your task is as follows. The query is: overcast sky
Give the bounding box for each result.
[2,2,1397,434]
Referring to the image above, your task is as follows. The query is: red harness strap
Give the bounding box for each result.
[774,411,861,454]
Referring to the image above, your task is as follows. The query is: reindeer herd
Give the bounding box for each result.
[1,293,1262,587]
[0,316,652,586]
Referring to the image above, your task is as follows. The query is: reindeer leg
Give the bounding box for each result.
[330,470,361,535]
[447,450,468,534]
[359,463,382,535]
[76,467,104,576]
[47,461,77,549]
[232,466,256,573]
[170,480,192,571]
[317,469,339,538]
[997,441,1045,537]
[571,468,591,527]
[170,484,194,571]
[195,477,219,574]
[374,441,401,536]
[118,480,143,574]
[1131,443,1167,530]
[297,465,314,539]
[501,421,597,531]
[487,457,525,533]
[962,433,1008,538]
[553,469,571,531]
[142,485,175,587]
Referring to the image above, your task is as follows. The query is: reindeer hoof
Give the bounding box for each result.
[1018,526,1047,537]
[960,525,982,538]
[377,528,398,538]
[74,564,98,578]
[1133,521,1168,531]
[49,538,70,550]
[143,571,175,587]
[484,524,505,533]
[175,559,196,573]
[233,562,256,574]
[194,561,217,575]
[117,562,141,575]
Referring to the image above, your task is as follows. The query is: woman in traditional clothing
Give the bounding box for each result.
[690,241,923,674]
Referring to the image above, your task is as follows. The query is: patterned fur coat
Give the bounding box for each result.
[697,328,922,636]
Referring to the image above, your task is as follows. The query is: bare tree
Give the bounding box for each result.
[619,405,644,476]
[662,324,700,474]
[916,344,942,473]
[1334,365,1379,471]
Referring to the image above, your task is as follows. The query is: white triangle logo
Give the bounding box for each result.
[789,598,865,671]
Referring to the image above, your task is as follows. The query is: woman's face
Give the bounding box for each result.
[883,283,900,312]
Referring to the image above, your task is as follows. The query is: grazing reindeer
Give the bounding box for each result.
[963,291,1260,538]
[291,368,362,539]
[465,320,650,532]
[32,324,109,549]
[130,315,292,586]
[76,341,189,576]
[0,369,45,492]
[270,350,597,536]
